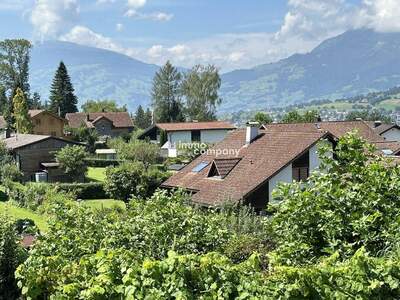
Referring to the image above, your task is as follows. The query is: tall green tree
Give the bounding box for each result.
[12,87,32,133]
[31,92,42,109]
[0,86,7,115]
[0,39,31,97]
[49,61,78,117]
[135,105,152,129]
[81,99,126,113]
[151,61,184,122]
[181,64,222,121]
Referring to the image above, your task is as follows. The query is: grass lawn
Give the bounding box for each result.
[87,167,107,182]
[0,201,49,232]
[81,199,126,210]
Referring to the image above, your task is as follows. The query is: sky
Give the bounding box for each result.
[0,0,400,72]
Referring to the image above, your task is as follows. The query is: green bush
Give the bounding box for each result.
[0,215,27,300]
[56,182,107,199]
[85,158,122,167]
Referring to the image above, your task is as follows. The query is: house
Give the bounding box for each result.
[367,121,400,141]
[138,121,236,157]
[29,110,66,137]
[162,123,334,210]
[1,133,82,182]
[260,120,385,142]
[65,112,134,138]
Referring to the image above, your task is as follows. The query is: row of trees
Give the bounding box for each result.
[0,39,79,126]
[151,62,222,123]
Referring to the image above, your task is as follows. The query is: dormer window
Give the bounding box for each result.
[207,158,241,179]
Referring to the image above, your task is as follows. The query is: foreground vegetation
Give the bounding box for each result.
[0,133,399,299]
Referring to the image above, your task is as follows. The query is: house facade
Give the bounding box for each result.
[65,112,134,138]
[2,133,82,182]
[138,121,236,157]
[162,124,333,211]
[29,110,66,137]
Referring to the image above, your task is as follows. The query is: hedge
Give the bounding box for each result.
[85,158,123,168]
[56,182,107,199]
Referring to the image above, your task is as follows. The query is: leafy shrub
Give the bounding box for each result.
[104,162,169,201]
[270,132,400,265]
[85,158,122,167]
[14,219,38,235]
[56,182,107,199]
[0,215,27,300]
[55,145,88,182]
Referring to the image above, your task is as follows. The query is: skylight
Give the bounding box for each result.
[192,161,209,173]
[382,149,394,156]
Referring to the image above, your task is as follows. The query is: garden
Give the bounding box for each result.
[2,133,400,299]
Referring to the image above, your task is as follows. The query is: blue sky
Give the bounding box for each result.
[0,0,398,71]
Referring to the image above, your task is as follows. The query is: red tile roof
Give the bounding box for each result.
[262,120,384,142]
[65,112,134,128]
[28,110,66,122]
[156,121,236,132]
[162,129,329,206]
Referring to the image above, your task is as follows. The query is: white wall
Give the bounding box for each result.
[268,164,292,203]
[309,140,333,172]
[382,128,400,142]
[201,129,231,144]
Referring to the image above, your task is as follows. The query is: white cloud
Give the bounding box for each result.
[127,0,146,9]
[357,0,400,32]
[125,9,173,21]
[116,23,124,32]
[30,0,80,39]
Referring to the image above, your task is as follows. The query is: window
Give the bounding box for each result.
[292,151,310,182]
[292,167,309,182]
[191,130,201,143]
[192,161,209,173]
[35,119,41,125]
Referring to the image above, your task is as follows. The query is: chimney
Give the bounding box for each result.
[374,120,382,128]
[3,128,11,139]
[246,122,259,144]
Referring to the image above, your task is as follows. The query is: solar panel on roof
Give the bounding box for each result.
[192,161,209,173]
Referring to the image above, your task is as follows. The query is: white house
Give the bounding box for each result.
[138,121,236,157]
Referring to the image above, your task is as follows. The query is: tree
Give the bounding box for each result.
[135,105,152,129]
[81,99,126,113]
[0,85,7,115]
[0,39,31,97]
[151,61,184,122]
[55,145,88,182]
[181,64,222,121]
[31,92,42,109]
[65,125,98,153]
[253,112,272,125]
[281,110,319,123]
[13,87,32,133]
[49,61,78,117]
[346,109,392,123]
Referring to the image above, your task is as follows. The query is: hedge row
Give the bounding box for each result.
[85,158,123,167]
[56,182,107,199]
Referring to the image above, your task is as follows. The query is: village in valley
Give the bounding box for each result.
[3,1,400,299]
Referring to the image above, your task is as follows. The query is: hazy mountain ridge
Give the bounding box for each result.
[220,29,400,112]
[30,29,400,113]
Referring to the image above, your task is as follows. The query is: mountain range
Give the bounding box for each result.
[30,29,400,113]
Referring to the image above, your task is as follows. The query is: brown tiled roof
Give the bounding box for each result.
[212,158,241,178]
[162,129,329,206]
[65,112,134,128]
[366,122,400,135]
[372,141,400,155]
[0,116,6,129]
[28,110,44,117]
[2,134,81,150]
[156,121,236,132]
[262,120,384,142]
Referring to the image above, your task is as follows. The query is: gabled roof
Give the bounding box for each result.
[28,110,67,122]
[366,122,400,135]
[155,121,236,132]
[261,120,384,142]
[65,112,134,129]
[1,134,81,150]
[162,129,330,206]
